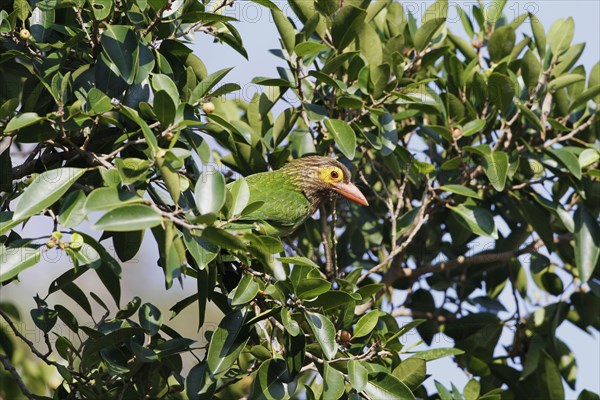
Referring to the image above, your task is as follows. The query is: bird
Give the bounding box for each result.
[226,156,369,236]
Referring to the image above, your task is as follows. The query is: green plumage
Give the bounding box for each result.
[224,156,364,236]
[242,170,312,233]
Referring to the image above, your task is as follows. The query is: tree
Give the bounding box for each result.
[0,0,599,398]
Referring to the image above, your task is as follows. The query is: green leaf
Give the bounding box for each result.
[281,308,301,336]
[272,9,296,54]
[353,309,380,337]
[414,17,446,51]
[5,112,42,132]
[285,331,304,378]
[348,360,368,392]
[58,190,87,228]
[570,85,600,111]
[488,25,515,62]
[462,119,486,137]
[488,73,515,117]
[519,103,544,132]
[273,108,298,146]
[278,256,320,269]
[540,272,564,296]
[411,347,464,361]
[364,372,415,400]
[14,168,86,221]
[392,358,426,391]
[0,244,42,283]
[295,41,327,57]
[30,307,58,333]
[154,90,176,126]
[85,187,144,212]
[101,25,138,84]
[119,105,158,153]
[206,310,249,377]
[189,67,234,104]
[138,303,162,336]
[230,274,260,306]
[296,278,331,300]
[482,150,508,191]
[579,148,600,168]
[90,0,112,20]
[87,88,112,115]
[548,17,574,55]
[92,205,162,232]
[194,169,226,215]
[322,362,345,400]
[151,74,180,106]
[332,5,366,52]
[540,351,565,399]
[183,231,219,270]
[379,112,398,156]
[435,380,453,400]
[448,205,498,239]
[548,74,585,93]
[464,379,481,400]
[385,320,426,345]
[574,207,600,283]
[522,49,542,89]
[305,311,337,360]
[228,178,250,217]
[440,184,482,199]
[548,148,582,179]
[324,118,356,160]
[530,14,546,57]
[250,359,293,399]
[115,158,151,184]
[0,212,21,235]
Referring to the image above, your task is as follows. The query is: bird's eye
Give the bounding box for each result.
[330,170,339,179]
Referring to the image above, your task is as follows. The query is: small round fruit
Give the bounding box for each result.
[202,102,215,114]
[163,131,174,141]
[452,128,463,140]
[19,28,31,41]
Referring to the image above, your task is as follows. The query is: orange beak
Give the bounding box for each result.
[332,182,369,206]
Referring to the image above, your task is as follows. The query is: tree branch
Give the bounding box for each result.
[0,353,35,399]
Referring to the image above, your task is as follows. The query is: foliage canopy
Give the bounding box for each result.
[0,0,599,399]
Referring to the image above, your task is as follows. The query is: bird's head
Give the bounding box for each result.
[282,156,369,208]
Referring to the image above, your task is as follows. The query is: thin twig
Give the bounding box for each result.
[0,353,35,399]
[544,114,596,148]
[320,205,334,279]
[331,199,338,280]
[358,185,431,285]
[0,308,90,382]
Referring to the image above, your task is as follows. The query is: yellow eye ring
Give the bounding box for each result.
[319,166,344,184]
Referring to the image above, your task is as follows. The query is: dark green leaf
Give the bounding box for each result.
[448,205,498,238]
[364,372,415,400]
[139,303,162,336]
[574,207,600,283]
[411,347,464,361]
[324,118,356,160]
[92,205,162,232]
[206,310,249,377]
[305,311,337,360]
[353,309,380,337]
[194,169,226,215]
[392,358,426,391]
[14,168,86,220]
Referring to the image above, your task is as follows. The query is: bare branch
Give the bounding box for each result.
[0,353,35,400]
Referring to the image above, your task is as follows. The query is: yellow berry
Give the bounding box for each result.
[202,102,215,114]
[19,29,31,41]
